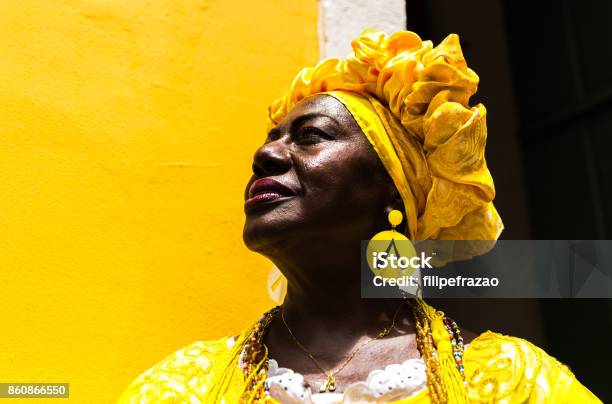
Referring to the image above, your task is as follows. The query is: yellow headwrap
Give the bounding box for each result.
[268,30,503,242]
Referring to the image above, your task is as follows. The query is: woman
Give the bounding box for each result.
[119,30,601,403]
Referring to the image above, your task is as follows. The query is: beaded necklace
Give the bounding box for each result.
[239,306,280,402]
[443,316,466,384]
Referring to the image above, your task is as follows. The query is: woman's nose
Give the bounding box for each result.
[252,138,292,177]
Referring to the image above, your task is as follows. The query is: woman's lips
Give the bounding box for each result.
[245,178,295,212]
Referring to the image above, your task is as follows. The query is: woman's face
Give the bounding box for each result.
[243,94,398,257]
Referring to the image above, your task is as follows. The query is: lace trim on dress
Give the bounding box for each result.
[263,357,428,404]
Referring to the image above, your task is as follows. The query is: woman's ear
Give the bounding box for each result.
[384,188,405,223]
[383,185,410,236]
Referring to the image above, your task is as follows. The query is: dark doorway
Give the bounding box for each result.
[407,0,612,400]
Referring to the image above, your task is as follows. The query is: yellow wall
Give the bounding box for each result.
[0,1,318,402]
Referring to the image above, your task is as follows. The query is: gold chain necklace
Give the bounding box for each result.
[279,302,404,393]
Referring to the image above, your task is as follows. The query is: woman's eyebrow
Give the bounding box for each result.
[290,112,340,129]
[266,112,341,140]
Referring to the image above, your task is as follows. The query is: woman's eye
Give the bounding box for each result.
[296,127,328,144]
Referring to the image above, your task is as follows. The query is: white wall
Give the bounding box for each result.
[318,0,406,58]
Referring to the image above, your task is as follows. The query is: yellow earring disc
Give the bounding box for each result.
[388,210,403,227]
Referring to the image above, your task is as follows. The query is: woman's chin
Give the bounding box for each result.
[243,213,300,253]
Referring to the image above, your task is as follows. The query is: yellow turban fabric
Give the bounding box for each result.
[267,30,503,242]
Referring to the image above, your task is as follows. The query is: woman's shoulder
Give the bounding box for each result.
[117,335,239,403]
[464,330,601,403]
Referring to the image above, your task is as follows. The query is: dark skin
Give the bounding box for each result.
[243,94,473,393]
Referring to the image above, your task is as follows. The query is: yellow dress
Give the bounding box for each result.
[118,328,600,403]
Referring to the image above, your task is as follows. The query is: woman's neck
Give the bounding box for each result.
[283,284,397,323]
[266,239,413,340]
[271,282,413,350]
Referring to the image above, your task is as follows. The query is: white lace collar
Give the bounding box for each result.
[264,356,428,404]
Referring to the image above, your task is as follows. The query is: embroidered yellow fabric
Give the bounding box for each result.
[118,325,601,403]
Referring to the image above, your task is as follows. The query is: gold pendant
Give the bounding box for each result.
[327,379,336,392]
[319,375,336,392]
